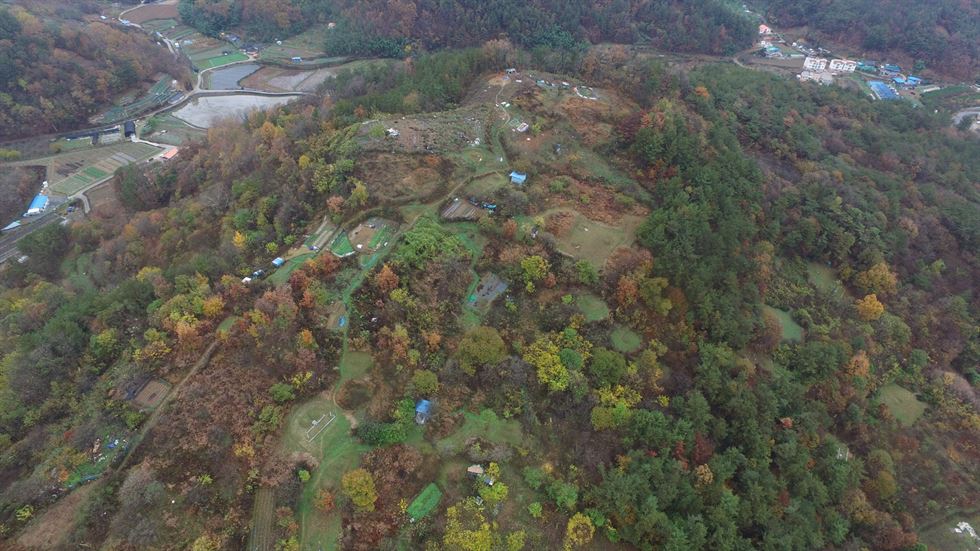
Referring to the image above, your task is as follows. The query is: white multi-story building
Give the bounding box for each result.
[829,59,857,73]
[803,56,828,71]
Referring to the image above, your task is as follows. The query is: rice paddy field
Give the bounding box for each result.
[204,63,261,90]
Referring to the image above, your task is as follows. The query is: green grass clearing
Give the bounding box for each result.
[339,351,373,383]
[806,262,839,293]
[437,409,523,456]
[611,326,643,353]
[763,305,803,342]
[406,483,443,521]
[283,397,369,551]
[878,383,927,427]
[465,172,509,196]
[577,293,610,322]
[542,209,643,265]
[268,253,315,286]
[217,315,239,334]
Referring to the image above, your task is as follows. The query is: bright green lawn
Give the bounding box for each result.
[406,483,443,520]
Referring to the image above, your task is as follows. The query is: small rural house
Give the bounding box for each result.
[271,257,285,268]
[415,400,432,424]
[509,171,527,185]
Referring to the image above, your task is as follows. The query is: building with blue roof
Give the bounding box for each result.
[25,194,48,216]
[415,399,432,424]
[869,81,900,101]
[509,171,527,185]
[271,257,285,267]
[881,64,902,76]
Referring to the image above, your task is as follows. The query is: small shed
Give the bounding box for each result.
[123,120,136,137]
[509,171,527,185]
[415,399,432,424]
[271,257,285,267]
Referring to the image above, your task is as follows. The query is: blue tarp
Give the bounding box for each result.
[415,399,432,414]
[271,257,285,267]
[338,316,347,328]
[509,171,527,185]
[28,194,48,211]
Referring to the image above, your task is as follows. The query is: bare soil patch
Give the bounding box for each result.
[133,379,172,410]
[356,153,450,204]
[125,1,178,24]
[17,481,100,549]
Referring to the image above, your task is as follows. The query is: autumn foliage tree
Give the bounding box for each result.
[341,468,377,512]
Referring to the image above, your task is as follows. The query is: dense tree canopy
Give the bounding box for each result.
[764,0,980,78]
[0,3,183,139]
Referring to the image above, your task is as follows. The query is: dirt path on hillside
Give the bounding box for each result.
[117,340,220,470]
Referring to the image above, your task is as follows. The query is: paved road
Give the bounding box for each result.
[0,210,65,263]
[952,107,980,125]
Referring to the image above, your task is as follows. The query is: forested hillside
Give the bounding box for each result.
[0,2,184,140]
[178,0,755,55]
[0,28,978,551]
[763,0,980,79]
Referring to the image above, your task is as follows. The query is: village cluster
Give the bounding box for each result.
[757,23,934,100]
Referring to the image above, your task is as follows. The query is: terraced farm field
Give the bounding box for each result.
[93,76,180,124]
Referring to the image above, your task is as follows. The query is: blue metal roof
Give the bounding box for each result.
[869,81,900,100]
[28,194,48,211]
[509,171,527,184]
[415,399,432,413]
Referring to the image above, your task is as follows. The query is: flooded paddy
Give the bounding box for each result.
[206,63,261,90]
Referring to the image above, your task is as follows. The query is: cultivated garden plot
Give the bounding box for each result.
[122,1,179,24]
[12,142,163,196]
[258,24,347,66]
